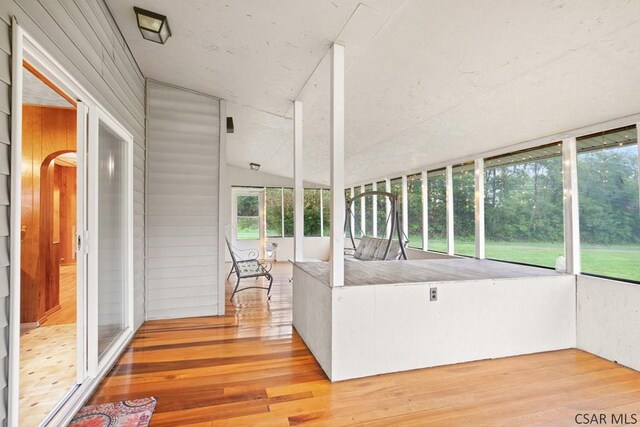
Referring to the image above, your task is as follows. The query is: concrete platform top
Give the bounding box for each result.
[293,258,565,287]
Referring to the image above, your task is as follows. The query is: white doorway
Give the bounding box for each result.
[231,188,265,260]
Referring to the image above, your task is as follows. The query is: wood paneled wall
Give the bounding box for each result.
[55,163,77,266]
[21,105,76,323]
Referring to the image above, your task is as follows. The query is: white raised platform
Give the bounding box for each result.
[293,258,576,381]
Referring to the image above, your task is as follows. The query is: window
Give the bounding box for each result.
[365,184,373,236]
[266,187,283,237]
[484,144,564,268]
[236,194,260,240]
[452,163,475,256]
[376,181,387,238]
[577,126,640,281]
[390,177,403,236]
[407,174,423,249]
[322,188,331,236]
[427,169,447,252]
[304,188,322,236]
[283,188,294,237]
[353,186,363,238]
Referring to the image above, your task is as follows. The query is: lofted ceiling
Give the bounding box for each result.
[107,0,640,185]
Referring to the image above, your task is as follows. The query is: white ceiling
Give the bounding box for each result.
[107,0,640,185]
[23,67,74,107]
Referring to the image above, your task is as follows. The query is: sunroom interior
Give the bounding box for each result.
[2,0,640,425]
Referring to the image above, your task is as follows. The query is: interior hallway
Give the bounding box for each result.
[88,262,640,426]
[19,265,77,427]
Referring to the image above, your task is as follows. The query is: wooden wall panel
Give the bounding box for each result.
[20,105,76,323]
[55,164,76,265]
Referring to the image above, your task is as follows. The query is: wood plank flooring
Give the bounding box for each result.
[89,262,640,426]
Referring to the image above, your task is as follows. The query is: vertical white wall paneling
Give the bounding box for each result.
[218,100,228,315]
[330,43,345,288]
[562,138,580,274]
[385,179,391,238]
[446,165,454,255]
[421,171,428,251]
[474,159,485,259]
[146,81,221,319]
[372,182,378,237]
[401,176,408,239]
[360,184,366,234]
[294,100,304,261]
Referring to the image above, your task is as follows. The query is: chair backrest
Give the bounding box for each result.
[225,238,239,267]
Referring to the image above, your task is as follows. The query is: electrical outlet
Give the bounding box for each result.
[430,287,437,302]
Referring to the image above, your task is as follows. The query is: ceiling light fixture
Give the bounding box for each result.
[250,163,260,171]
[134,6,172,44]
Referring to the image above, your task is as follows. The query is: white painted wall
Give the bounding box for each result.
[577,275,640,372]
[292,265,333,378]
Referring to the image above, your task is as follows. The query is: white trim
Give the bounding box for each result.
[372,182,378,237]
[474,159,485,259]
[360,184,366,235]
[421,171,428,251]
[385,179,391,238]
[401,176,409,239]
[446,165,454,255]
[329,43,345,288]
[293,100,304,261]
[319,188,324,237]
[637,123,640,205]
[281,187,285,237]
[8,17,24,427]
[562,138,581,274]
[350,187,355,236]
[218,100,228,314]
[144,79,150,321]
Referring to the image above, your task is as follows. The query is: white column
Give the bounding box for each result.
[280,187,285,237]
[293,100,304,262]
[562,138,580,274]
[401,175,409,239]
[330,43,345,287]
[385,178,391,238]
[319,189,324,237]
[446,165,454,255]
[372,182,378,237]
[349,186,355,237]
[636,123,640,203]
[360,184,366,234]
[422,171,428,251]
[474,159,485,259]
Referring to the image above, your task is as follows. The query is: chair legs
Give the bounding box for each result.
[229,273,274,301]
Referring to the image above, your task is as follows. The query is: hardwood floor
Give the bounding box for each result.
[89,262,640,426]
[43,264,76,326]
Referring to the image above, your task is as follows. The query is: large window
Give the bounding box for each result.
[304,188,322,236]
[322,189,331,236]
[390,177,403,236]
[265,187,283,237]
[376,181,387,238]
[484,144,564,268]
[235,194,260,240]
[452,163,475,256]
[283,188,294,237]
[577,126,640,281]
[365,184,374,236]
[407,173,423,249]
[427,169,447,252]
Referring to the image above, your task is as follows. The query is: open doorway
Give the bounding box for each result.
[19,61,78,426]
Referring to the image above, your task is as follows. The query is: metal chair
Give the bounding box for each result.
[225,238,273,301]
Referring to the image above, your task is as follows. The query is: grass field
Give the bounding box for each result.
[424,238,639,282]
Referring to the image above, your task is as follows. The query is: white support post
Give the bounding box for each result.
[636,123,640,203]
[330,43,345,287]
[372,182,378,237]
[446,165,454,255]
[280,187,285,237]
[360,184,366,234]
[474,159,485,259]
[422,171,428,251]
[385,179,391,238]
[319,189,324,237]
[562,138,580,274]
[294,100,304,262]
[349,186,355,236]
[401,175,409,239]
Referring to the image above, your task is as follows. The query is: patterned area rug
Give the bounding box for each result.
[69,397,157,427]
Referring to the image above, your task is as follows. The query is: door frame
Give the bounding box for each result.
[9,19,135,427]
